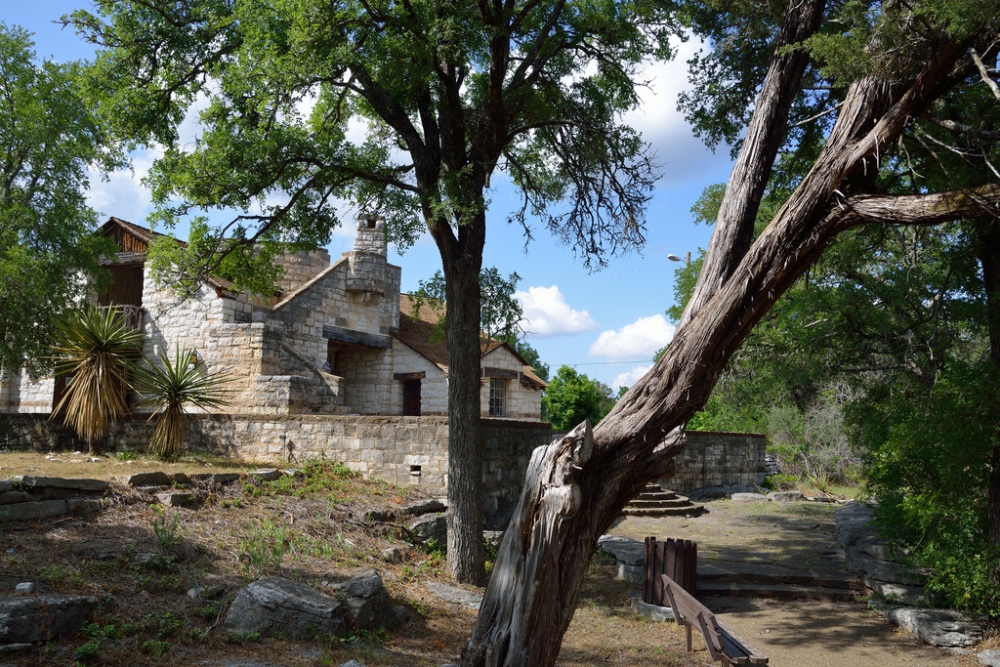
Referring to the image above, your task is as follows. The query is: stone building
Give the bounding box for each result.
[0,216,546,420]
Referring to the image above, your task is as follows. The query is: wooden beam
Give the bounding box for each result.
[322,325,392,349]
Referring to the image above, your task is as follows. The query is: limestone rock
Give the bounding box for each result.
[731,492,769,502]
[13,583,34,595]
[9,476,108,492]
[155,491,196,508]
[330,570,391,632]
[409,513,447,547]
[864,578,928,606]
[426,582,483,610]
[0,499,67,522]
[246,469,282,482]
[767,491,805,502]
[340,661,366,667]
[886,608,984,648]
[191,473,241,485]
[123,472,171,487]
[380,547,402,563]
[630,596,676,622]
[0,491,33,505]
[401,498,446,516]
[224,576,347,640]
[0,594,96,644]
[978,649,1000,667]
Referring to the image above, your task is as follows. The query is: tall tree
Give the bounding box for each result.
[463,2,1000,665]
[0,25,121,377]
[541,365,611,430]
[68,0,673,585]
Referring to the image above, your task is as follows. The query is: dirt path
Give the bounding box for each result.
[609,499,977,667]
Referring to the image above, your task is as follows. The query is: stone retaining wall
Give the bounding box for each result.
[666,430,767,495]
[0,414,549,525]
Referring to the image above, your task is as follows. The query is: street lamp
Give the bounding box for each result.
[667,252,691,266]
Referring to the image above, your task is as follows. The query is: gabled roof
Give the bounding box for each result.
[99,217,238,294]
[395,293,547,389]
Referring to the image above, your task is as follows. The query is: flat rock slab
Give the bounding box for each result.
[0,499,67,522]
[123,472,172,487]
[0,491,33,505]
[0,594,97,643]
[401,498,446,516]
[730,492,770,502]
[597,535,644,566]
[246,469,282,482]
[156,491,196,507]
[886,608,984,648]
[426,582,482,610]
[767,491,805,502]
[224,576,347,640]
[9,476,108,492]
[979,649,1000,667]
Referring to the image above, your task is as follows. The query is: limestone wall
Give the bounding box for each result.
[277,249,331,295]
[479,347,543,420]
[388,341,448,415]
[0,372,54,413]
[666,430,767,494]
[0,413,550,524]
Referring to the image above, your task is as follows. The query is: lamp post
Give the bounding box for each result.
[667,251,691,266]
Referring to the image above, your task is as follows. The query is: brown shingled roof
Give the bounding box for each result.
[396,293,547,389]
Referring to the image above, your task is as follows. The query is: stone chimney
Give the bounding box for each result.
[354,214,387,256]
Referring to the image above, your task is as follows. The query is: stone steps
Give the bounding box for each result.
[622,485,706,518]
[698,562,861,591]
[695,581,860,603]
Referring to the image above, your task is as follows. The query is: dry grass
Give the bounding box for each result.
[0,452,702,667]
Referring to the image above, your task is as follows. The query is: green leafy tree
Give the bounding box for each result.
[50,306,145,456]
[135,347,231,461]
[412,267,524,343]
[542,366,613,430]
[0,25,122,377]
[68,0,672,585]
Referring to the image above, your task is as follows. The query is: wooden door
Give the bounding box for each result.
[402,379,421,416]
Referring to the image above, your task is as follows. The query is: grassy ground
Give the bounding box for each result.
[0,452,707,667]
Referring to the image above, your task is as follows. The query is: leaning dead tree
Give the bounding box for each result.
[462,3,1000,665]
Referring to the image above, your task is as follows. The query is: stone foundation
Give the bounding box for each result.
[0,414,549,526]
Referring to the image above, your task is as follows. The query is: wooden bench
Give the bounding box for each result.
[661,574,768,666]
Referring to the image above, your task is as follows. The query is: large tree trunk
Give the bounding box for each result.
[680,0,827,327]
[439,215,488,586]
[461,32,985,667]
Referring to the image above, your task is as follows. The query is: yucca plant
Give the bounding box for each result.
[135,346,230,461]
[50,306,145,455]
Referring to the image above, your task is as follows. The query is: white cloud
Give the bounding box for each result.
[86,146,162,221]
[515,286,597,336]
[588,314,674,360]
[623,37,732,185]
[611,364,654,390]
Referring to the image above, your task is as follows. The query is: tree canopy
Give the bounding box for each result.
[67,0,678,584]
[0,24,121,377]
[541,365,614,430]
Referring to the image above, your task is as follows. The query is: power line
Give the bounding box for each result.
[552,360,652,366]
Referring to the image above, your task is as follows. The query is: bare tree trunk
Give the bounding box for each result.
[462,34,984,667]
[441,216,488,586]
[680,0,827,327]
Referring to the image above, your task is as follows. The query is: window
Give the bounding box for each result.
[489,378,507,417]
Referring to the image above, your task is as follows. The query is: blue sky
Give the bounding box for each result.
[9,3,734,390]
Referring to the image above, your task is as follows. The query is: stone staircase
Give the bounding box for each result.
[696,560,863,602]
[622,484,706,518]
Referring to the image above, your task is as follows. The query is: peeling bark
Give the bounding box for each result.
[681,0,827,327]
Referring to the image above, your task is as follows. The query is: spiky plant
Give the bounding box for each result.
[135,346,230,460]
[50,306,145,455]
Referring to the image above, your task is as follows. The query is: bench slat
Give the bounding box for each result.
[662,574,768,666]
